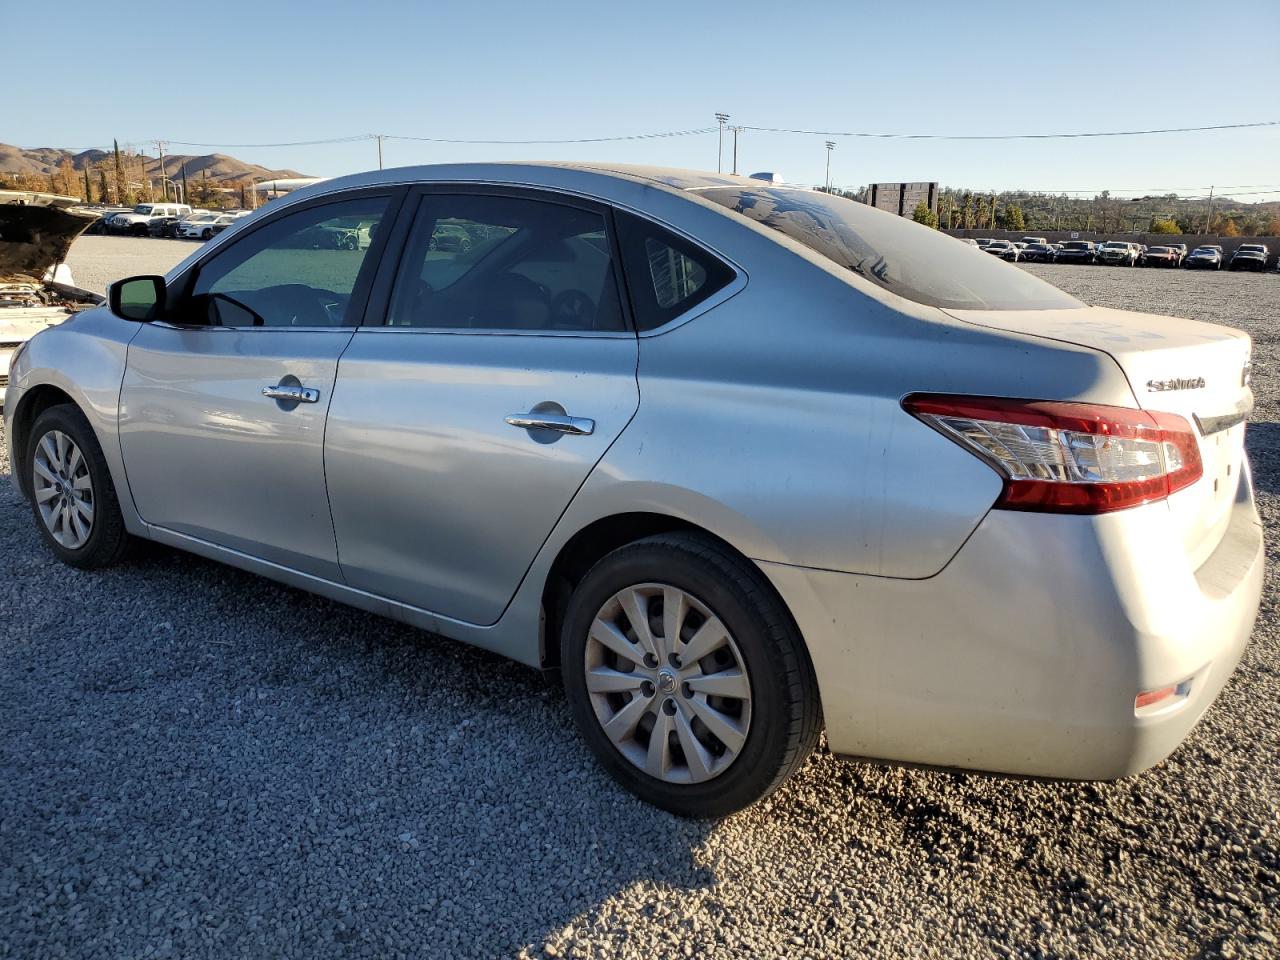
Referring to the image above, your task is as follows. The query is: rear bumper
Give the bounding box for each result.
[761,461,1263,780]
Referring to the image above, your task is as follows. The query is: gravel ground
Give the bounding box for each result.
[1,263,1278,959]
[64,235,194,295]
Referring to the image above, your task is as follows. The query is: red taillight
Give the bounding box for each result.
[903,394,1203,515]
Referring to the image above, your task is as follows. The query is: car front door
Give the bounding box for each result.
[119,191,399,580]
[324,188,640,624]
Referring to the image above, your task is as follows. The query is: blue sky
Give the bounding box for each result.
[10,0,1279,200]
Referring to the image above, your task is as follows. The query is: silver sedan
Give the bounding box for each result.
[4,164,1263,816]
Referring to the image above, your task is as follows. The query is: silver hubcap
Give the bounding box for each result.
[32,430,94,550]
[585,583,752,784]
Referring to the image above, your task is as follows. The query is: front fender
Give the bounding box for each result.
[6,307,144,533]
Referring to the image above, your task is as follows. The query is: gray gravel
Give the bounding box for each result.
[64,235,194,295]
[1,263,1278,959]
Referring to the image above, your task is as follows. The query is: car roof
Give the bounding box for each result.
[276,162,779,205]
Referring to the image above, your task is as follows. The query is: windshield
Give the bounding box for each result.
[133,205,154,215]
[1101,242,1128,249]
[1239,245,1265,252]
[1063,241,1090,250]
[1192,247,1216,254]
[697,187,1080,310]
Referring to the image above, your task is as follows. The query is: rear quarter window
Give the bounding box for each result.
[615,211,736,331]
[697,186,1081,311]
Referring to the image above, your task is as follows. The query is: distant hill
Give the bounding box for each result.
[0,143,306,184]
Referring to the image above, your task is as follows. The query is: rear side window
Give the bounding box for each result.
[697,186,1080,312]
[386,193,626,332]
[615,211,735,331]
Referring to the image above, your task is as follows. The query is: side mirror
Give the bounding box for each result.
[108,275,166,322]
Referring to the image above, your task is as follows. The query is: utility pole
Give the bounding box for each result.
[155,139,168,201]
[824,141,835,191]
[730,126,743,175]
[1204,185,1215,234]
[375,134,385,171]
[715,113,729,173]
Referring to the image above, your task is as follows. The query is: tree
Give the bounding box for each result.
[1149,217,1180,234]
[57,157,76,196]
[83,166,93,202]
[112,139,126,206]
[98,167,111,204]
[911,199,938,228]
[999,204,1026,231]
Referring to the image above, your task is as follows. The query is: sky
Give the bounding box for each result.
[8,0,1279,201]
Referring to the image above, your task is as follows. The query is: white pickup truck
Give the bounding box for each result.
[108,201,192,236]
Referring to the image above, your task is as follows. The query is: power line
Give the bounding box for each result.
[146,118,1279,152]
[165,135,373,148]
[740,119,1280,140]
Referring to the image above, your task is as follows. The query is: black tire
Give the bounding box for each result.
[26,404,133,569]
[560,532,821,817]
[202,228,213,240]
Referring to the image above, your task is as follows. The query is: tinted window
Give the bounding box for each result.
[698,187,1081,311]
[615,211,735,331]
[191,196,389,328]
[387,194,625,332]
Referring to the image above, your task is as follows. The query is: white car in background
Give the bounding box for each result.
[177,212,227,240]
[180,213,242,240]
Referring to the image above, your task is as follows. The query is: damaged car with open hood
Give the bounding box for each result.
[0,191,102,398]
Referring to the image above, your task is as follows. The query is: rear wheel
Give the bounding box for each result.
[561,533,821,817]
[26,405,132,569]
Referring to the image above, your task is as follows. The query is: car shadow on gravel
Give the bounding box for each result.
[1246,421,1280,496]
[0,466,723,958]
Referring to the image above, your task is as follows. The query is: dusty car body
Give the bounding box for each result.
[0,196,102,395]
[4,164,1264,817]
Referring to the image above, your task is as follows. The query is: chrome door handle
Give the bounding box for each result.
[262,384,320,403]
[505,412,595,436]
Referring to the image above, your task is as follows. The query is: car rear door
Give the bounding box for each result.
[118,190,400,580]
[324,187,639,625]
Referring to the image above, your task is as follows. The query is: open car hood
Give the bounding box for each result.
[0,200,97,277]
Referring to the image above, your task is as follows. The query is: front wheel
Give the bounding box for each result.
[202,228,213,240]
[26,404,133,569]
[561,533,821,817]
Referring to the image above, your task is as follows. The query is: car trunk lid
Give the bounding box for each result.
[945,305,1252,569]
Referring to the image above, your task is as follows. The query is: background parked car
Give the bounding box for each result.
[1097,241,1139,266]
[1229,243,1270,271]
[983,239,1019,261]
[1143,245,1181,268]
[1185,245,1223,270]
[82,206,132,234]
[1166,243,1188,266]
[178,212,230,239]
[1054,240,1096,264]
[155,209,213,238]
[1021,242,1057,263]
[202,213,251,239]
[975,238,994,249]
[108,203,192,236]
